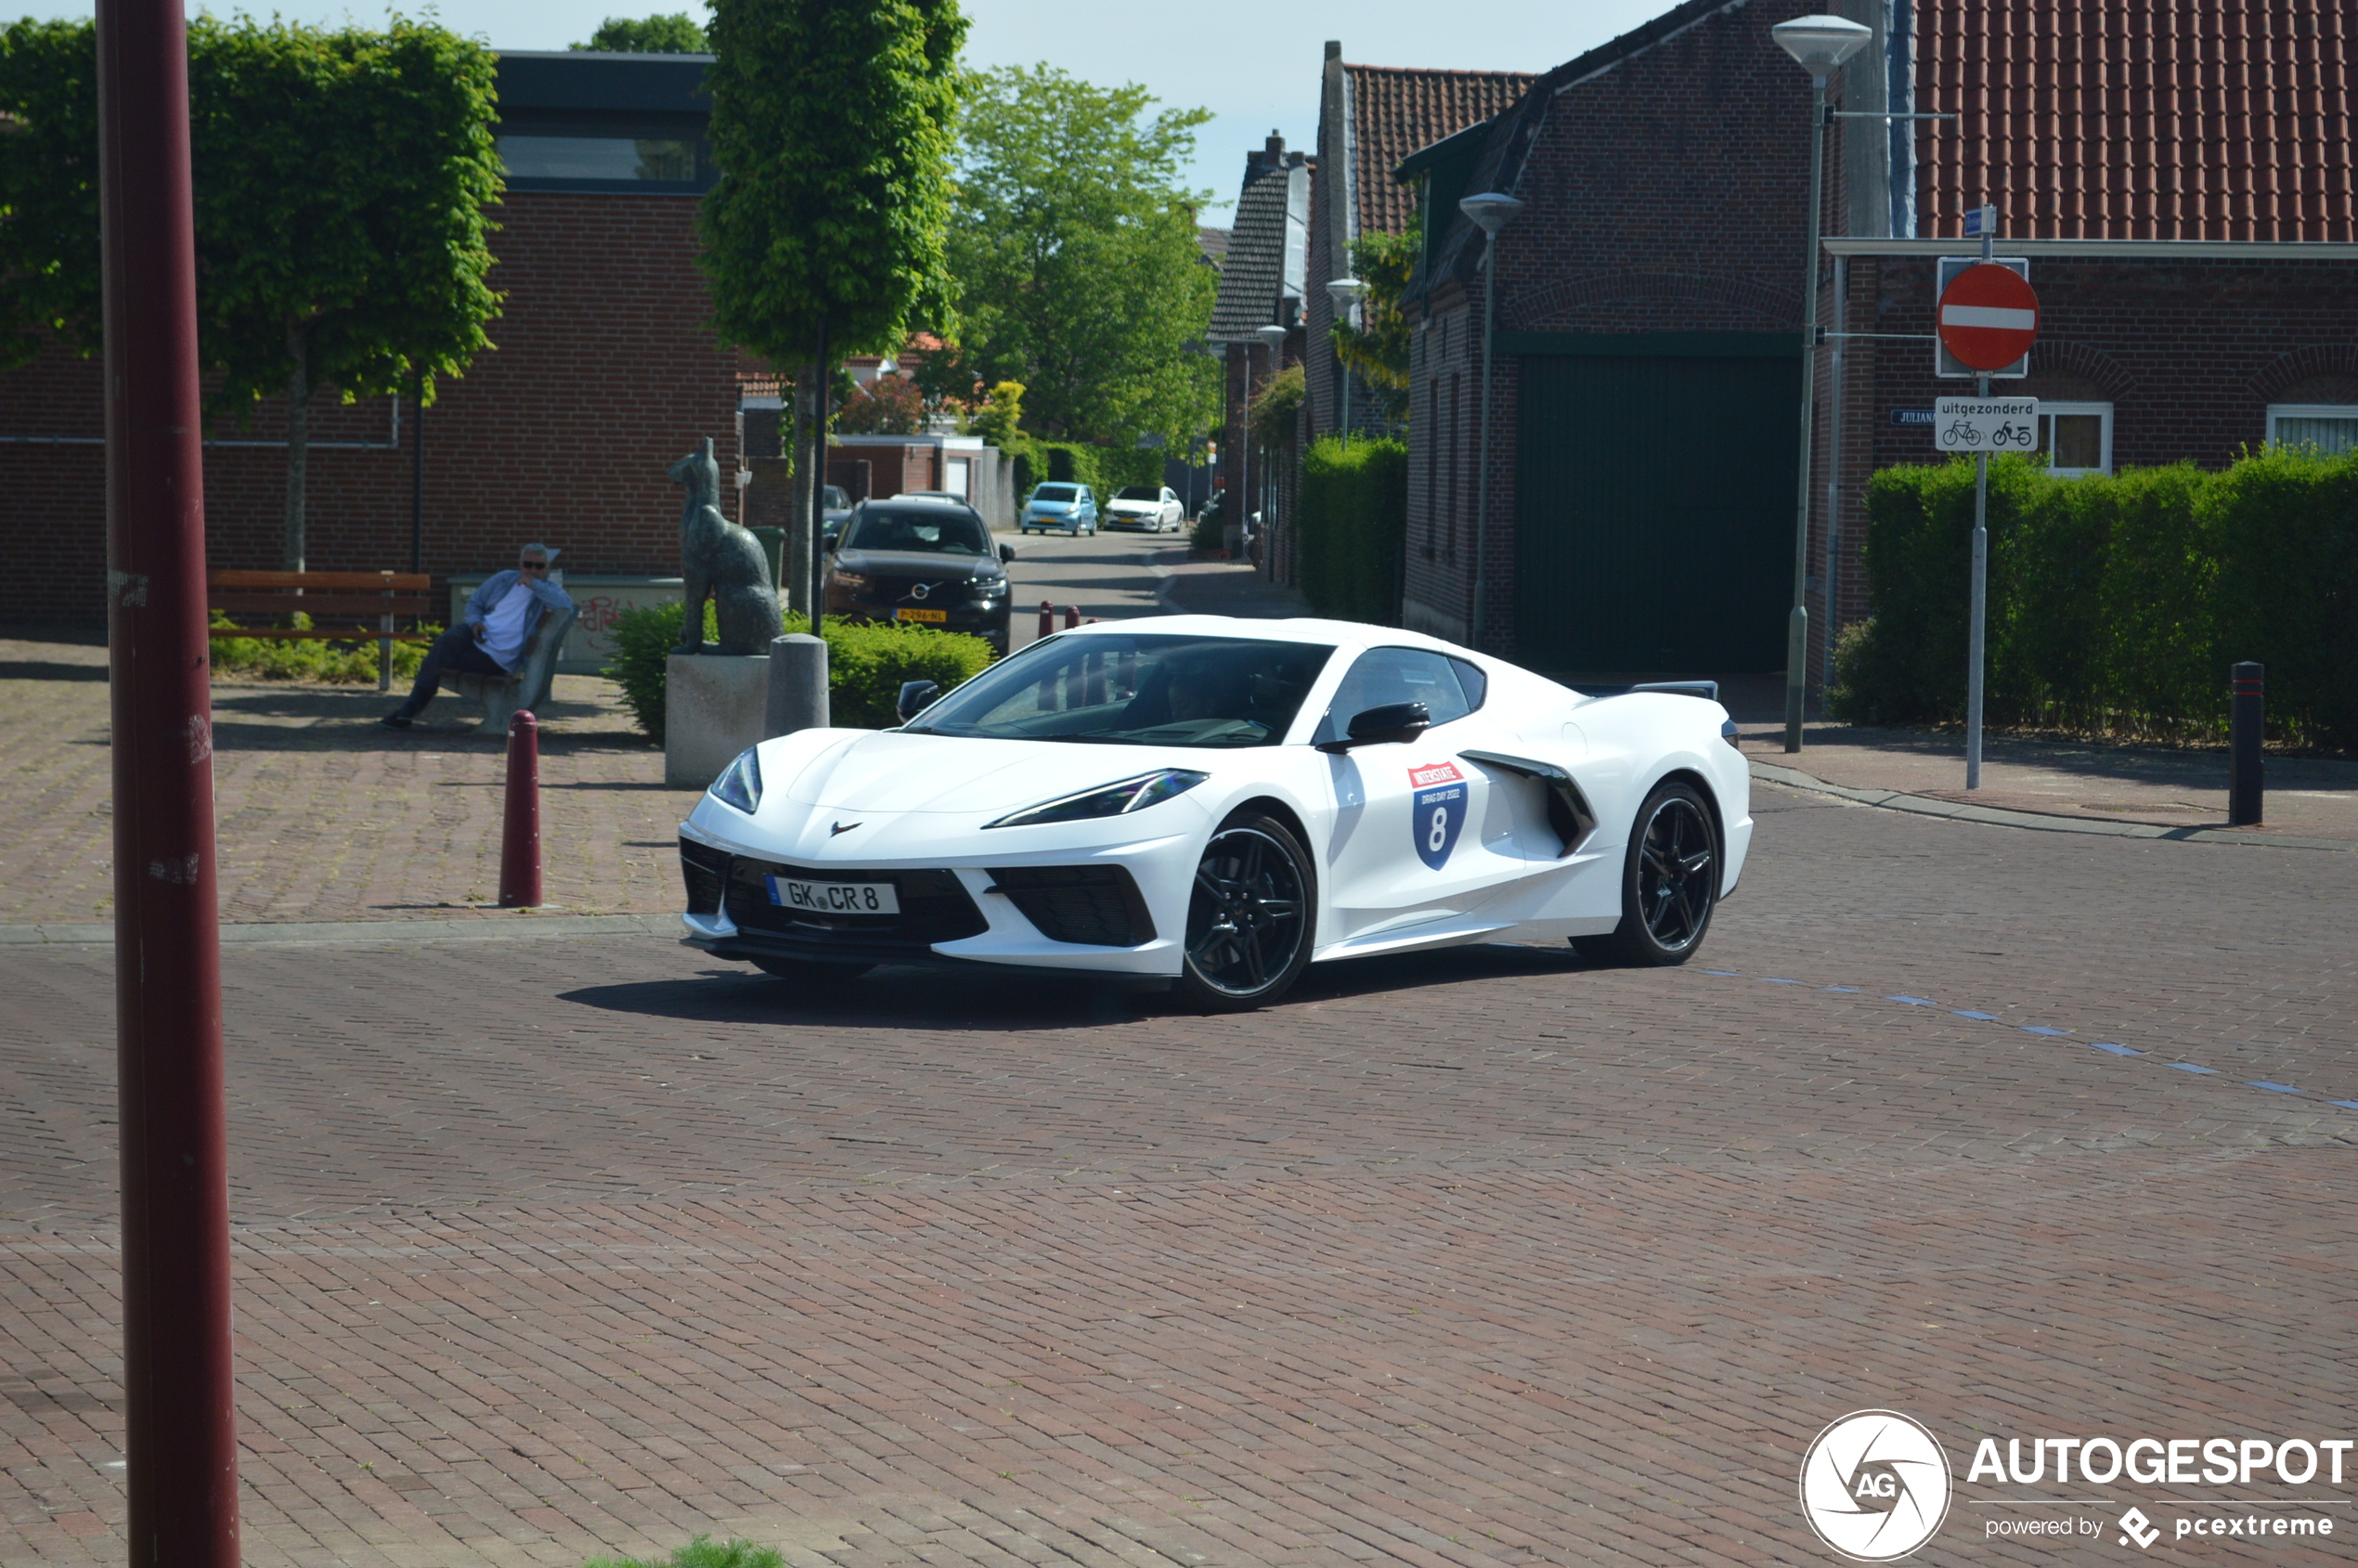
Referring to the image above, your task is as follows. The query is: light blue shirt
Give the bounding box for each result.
[463,568,574,669]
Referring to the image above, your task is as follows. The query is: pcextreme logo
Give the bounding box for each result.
[1799,1410,1954,1562]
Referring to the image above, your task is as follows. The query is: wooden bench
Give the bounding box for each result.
[207,570,434,692]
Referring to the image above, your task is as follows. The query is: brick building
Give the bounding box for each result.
[1399,0,2358,686]
[1205,132,1310,557]
[0,49,748,625]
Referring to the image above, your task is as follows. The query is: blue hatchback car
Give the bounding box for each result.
[1020,482,1098,536]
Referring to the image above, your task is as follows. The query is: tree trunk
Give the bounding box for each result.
[809,319,831,630]
[282,319,310,572]
[784,363,814,622]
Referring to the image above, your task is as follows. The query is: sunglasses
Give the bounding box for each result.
[520,560,549,571]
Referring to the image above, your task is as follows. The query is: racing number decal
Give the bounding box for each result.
[1408,760,1467,871]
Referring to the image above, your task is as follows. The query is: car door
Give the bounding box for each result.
[1315,648,1540,944]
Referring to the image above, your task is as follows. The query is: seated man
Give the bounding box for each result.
[382,543,574,728]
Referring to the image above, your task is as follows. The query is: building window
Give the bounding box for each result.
[2036,402,2112,476]
[498,134,712,189]
[2266,404,2358,456]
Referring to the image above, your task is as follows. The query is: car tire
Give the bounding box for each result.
[1176,810,1316,1011]
[1578,779,1719,966]
[749,954,873,983]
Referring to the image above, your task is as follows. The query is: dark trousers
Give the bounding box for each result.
[393,625,509,716]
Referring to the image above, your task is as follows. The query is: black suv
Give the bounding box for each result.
[823,500,1015,652]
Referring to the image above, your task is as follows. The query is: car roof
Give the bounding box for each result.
[1054,613,1465,655]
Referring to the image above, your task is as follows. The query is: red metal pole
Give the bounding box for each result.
[97,0,240,1558]
[1037,600,1053,641]
[1062,604,1080,629]
[499,710,543,907]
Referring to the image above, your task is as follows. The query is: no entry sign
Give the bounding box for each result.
[1937,263,2041,372]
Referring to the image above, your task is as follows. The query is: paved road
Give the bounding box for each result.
[998,525,1194,650]
[5,780,2354,1565]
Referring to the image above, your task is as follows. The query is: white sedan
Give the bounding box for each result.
[1103,485,1185,532]
[678,616,1751,1009]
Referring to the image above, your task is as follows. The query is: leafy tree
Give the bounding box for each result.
[1332,229,1414,425]
[965,379,1024,446]
[926,64,1219,447]
[836,371,925,434]
[700,0,964,615]
[572,14,709,53]
[0,16,503,570]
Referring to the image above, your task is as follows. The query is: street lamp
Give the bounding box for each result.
[1254,322,1289,557]
[1458,191,1522,651]
[1326,276,1365,448]
[1770,14,1871,753]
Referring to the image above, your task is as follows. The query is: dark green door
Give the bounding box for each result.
[1513,351,1798,673]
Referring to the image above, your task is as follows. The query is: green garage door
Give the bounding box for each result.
[1512,340,1799,673]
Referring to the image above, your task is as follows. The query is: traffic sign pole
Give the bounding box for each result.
[1965,220,1993,791]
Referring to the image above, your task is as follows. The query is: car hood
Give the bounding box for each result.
[1027,500,1078,511]
[781,731,1165,814]
[835,549,998,578]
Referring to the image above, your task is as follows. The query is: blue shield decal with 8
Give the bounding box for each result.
[1408,760,1467,870]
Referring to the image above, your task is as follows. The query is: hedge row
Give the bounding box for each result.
[1833,447,2358,750]
[1293,435,1407,626]
[610,603,995,742]
[1005,438,1164,500]
[209,612,439,684]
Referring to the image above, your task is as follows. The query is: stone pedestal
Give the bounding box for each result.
[666,654,769,789]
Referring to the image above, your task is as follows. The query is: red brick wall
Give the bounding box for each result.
[1406,0,1838,655]
[0,189,744,622]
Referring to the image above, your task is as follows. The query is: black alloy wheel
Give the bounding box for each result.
[1574,780,1718,966]
[1178,812,1315,1010]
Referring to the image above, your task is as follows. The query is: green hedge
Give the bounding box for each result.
[1833,447,2358,749]
[1294,435,1407,625]
[209,612,441,684]
[1007,439,1164,500]
[609,603,995,742]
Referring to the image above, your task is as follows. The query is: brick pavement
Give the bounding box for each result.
[0,637,700,926]
[3,786,2355,1564]
[1739,723,2358,843]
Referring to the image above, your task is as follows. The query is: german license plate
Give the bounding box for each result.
[764,875,900,914]
[896,607,948,624]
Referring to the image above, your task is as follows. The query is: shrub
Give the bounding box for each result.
[585,1536,783,1568]
[1008,439,1164,499]
[1833,446,2358,750]
[209,612,440,684]
[820,616,996,728]
[1190,493,1225,555]
[1294,435,1407,625]
[608,602,995,741]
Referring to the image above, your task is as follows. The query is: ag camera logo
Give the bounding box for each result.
[1799,1410,1953,1561]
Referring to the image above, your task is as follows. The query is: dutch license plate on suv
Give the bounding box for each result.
[896,607,948,624]
[765,875,901,914]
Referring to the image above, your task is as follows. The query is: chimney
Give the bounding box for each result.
[1325,39,1340,59]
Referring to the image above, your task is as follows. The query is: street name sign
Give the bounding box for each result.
[1935,257,2032,378]
[1935,396,2039,452]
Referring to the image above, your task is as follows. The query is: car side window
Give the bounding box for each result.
[1313,648,1479,744]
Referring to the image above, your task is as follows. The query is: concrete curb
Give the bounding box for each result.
[0,912,679,949]
[1750,758,2353,851]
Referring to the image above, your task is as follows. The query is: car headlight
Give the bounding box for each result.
[831,571,873,592]
[709,746,762,814]
[983,769,1208,829]
[970,577,1008,597]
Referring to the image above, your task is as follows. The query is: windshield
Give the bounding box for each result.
[906,633,1334,748]
[841,507,991,555]
[1031,485,1078,503]
[1114,486,1160,501]
[823,486,849,510]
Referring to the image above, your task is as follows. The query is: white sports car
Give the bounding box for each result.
[678,616,1751,1009]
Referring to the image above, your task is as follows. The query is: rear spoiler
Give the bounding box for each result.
[1626,680,1719,702]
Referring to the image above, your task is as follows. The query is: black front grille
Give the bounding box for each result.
[988,865,1155,948]
[724,859,989,951]
[680,837,731,914]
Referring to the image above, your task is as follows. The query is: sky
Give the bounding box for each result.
[22,0,1674,210]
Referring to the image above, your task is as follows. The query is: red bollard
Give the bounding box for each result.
[1062,604,1080,629]
[498,709,542,908]
[1038,600,1053,641]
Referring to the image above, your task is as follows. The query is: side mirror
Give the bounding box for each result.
[998,543,1016,564]
[896,680,939,723]
[1316,701,1432,753]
